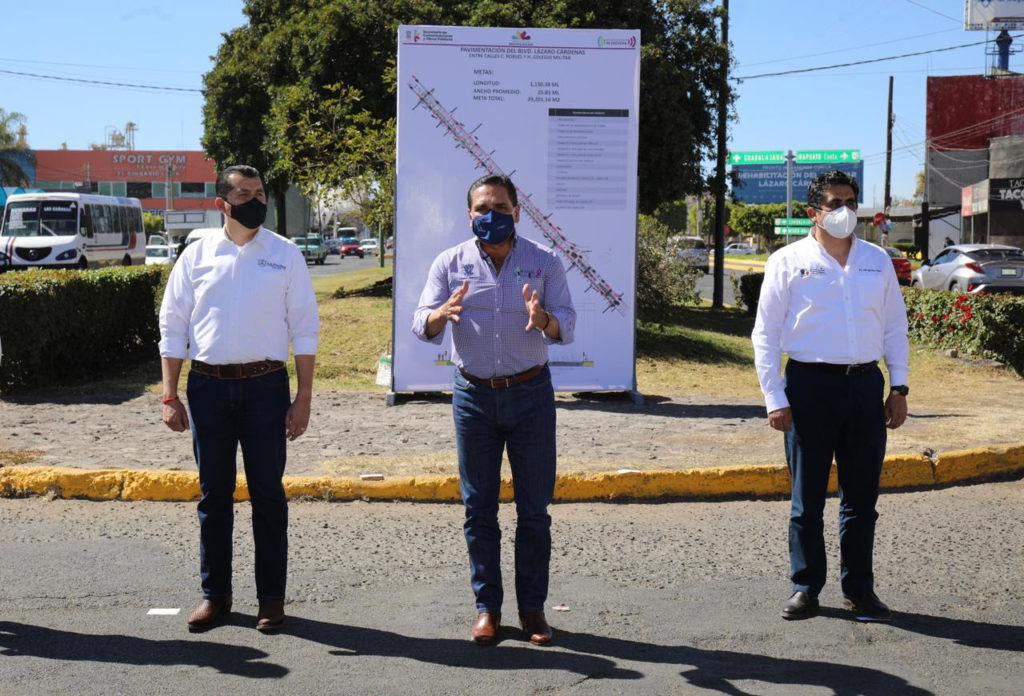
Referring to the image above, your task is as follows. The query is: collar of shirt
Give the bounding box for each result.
[213,226,271,252]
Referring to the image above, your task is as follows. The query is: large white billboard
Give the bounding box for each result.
[393,25,641,393]
[965,0,1024,29]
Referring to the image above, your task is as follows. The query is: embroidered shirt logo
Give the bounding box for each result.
[858,267,882,273]
[798,264,827,278]
[258,259,286,270]
[462,263,474,275]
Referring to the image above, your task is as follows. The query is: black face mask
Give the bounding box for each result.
[226,197,267,230]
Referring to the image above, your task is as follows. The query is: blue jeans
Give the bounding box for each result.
[784,361,887,597]
[187,368,291,601]
[452,365,557,614]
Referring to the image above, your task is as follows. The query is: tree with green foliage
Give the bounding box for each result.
[0,109,33,187]
[636,213,700,321]
[728,202,809,249]
[201,0,728,236]
[142,212,164,236]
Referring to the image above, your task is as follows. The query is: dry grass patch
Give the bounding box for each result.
[0,449,45,466]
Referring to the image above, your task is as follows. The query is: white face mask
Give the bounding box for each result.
[820,205,857,239]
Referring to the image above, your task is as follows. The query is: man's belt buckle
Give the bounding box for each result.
[489,376,514,388]
[845,364,857,376]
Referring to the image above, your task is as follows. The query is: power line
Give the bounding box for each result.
[0,68,201,93]
[734,35,1016,81]
[902,0,962,24]
[737,28,960,69]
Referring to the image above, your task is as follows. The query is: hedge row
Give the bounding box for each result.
[903,287,1024,373]
[737,271,1024,374]
[0,266,168,393]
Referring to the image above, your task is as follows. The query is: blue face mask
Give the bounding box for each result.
[471,210,516,245]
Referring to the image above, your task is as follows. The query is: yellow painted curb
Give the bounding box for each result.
[1,443,1022,502]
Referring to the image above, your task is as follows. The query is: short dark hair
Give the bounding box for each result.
[467,174,518,208]
[806,169,860,210]
[216,165,262,199]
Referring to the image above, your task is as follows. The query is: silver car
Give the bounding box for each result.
[911,244,1024,294]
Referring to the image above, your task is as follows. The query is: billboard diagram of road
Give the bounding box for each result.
[394,26,640,393]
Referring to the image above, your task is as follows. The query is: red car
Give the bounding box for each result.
[883,246,911,285]
[339,237,365,258]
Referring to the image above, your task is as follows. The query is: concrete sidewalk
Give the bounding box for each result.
[2,386,1022,502]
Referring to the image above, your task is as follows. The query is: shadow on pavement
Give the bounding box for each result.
[558,396,765,420]
[554,629,934,695]
[0,621,287,678]
[285,616,640,678]
[819,606,1024,652]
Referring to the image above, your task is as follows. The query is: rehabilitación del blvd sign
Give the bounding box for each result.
[729,149,864,205]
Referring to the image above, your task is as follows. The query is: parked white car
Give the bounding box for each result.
[724,242,757,255]
[145,245,175,265]
[359,238,379,255]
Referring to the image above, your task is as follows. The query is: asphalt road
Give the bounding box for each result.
[306,253,390,277]
[1,479,1021,695]
[314,250,741,307]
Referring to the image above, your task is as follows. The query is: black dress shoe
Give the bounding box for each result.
[842,591,892,622]
[781,591,819,620]
[256,600,286,633]
[187,598,232,632]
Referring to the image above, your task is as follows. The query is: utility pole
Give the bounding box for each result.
[883,76,893,212]
[712,0,729,309]
[165,164,173,212]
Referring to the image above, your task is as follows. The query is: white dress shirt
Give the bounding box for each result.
[751,234,909,413]
[159,227,319,363]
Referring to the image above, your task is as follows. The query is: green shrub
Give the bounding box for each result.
[738,272,764,316]
[892,242,920,258]
[636,214,700,322]
[903,287,1024,374]
[0,266,164,392]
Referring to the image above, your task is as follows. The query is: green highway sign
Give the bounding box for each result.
[774,218,813,227]
[729,150,786,165]
[795,149,860,164]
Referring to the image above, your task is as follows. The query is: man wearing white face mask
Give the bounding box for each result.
[751,170,909,623]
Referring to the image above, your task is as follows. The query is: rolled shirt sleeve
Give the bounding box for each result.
[285,245,320,355]
[540,251,575,345]
[412,251,451,345]
[882,265,910,386]
[158,249,196,359]
[751,254,790,414]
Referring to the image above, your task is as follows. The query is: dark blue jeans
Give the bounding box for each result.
[452,365,557,614]
[187,368,291,601]
[784,360,887,598]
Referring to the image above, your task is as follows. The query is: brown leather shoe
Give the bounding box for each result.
[256,600,286,633]
[471,612,501,645]
[519,610,553,645]
[187,598,232,632]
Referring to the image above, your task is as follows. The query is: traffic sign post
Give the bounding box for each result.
[794,149,861,164]
[774,217,813,244]
[728,150,786,165]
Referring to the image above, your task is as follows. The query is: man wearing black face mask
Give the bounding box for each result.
[159,164,319,633]
[413,174,576,646]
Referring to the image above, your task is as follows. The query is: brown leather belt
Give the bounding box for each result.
[788,359,877,376]
[190,359,285,379]
[459,364,545,389]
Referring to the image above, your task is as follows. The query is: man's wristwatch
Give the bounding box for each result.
[890,385,909,396]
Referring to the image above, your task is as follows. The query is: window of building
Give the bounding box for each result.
[127,182,152,199]
[180,182,207,197]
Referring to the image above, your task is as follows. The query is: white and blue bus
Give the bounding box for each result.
[0,192,145,270]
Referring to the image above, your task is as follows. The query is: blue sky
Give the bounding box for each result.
[1,1,995,204]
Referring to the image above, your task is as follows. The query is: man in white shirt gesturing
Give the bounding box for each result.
[752,169,909,623]
[159,165,319,633]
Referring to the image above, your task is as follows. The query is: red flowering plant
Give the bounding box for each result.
[903,287,1024,374]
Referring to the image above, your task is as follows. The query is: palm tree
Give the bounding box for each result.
[0,109,31,187]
